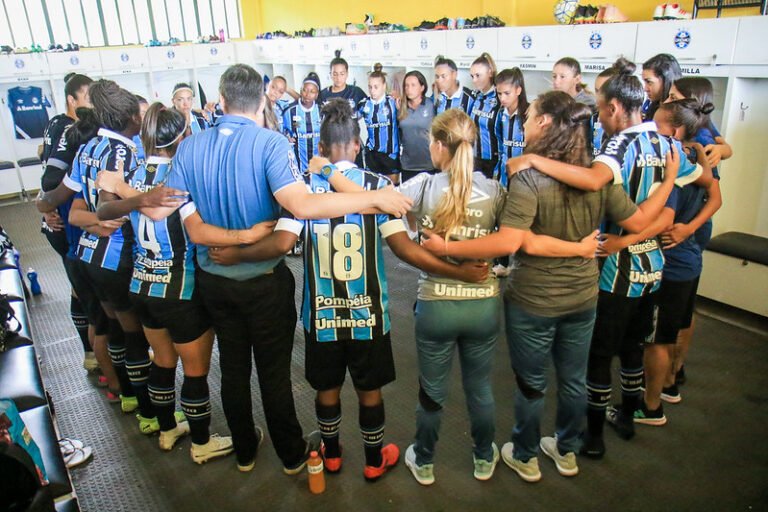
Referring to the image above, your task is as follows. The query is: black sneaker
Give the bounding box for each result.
[283,430,322,475]
[633,402,667,426]
[675,365,686,386]
[579,432,605,460]
[661,384,682,404]
[606,405,635,440]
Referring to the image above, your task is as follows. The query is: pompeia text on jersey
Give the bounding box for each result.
[594,122,702,297]
[283,101,322,172]
[128,156,196,300]
[494,109,525,186]
[470,88,500,161]
[434,86,474,115]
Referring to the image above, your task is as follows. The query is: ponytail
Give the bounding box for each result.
[330,49,349,71]
[472,52,497,82]
[495,67,530,121]
[429,109,477,237]
[369,62,387,84]
[600,57,644,115]
[65,107,100,149]
[141,102,186,158]
[657,98,715,140]
[524,91,592,167]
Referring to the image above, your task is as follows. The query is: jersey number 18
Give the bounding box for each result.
[313,223,363,282]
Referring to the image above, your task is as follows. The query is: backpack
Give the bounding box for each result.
[0,294,21,352]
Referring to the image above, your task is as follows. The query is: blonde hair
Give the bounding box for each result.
[430,109,476,237]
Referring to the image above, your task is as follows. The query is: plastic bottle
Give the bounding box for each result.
[27,268,41,296]
[219,29,225,42]
[307,450,325,494]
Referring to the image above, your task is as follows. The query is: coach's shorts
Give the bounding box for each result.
[304,330,395,392]
[653,277,699,345]
[365,150,400,176]
[131,293,211,344]
[590,291,656,358]
[64,257,108,335]
[82,263,133,312]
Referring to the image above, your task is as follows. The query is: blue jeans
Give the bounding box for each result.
[413,298,500,465]
[505,301,596,461]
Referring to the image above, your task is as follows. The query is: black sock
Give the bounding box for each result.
[316,400,341,458]
[107,318,133,397]
[148,363,177,431]
[181,375,211,445]
[359,402,385,467]
[124,331,155,418]
[70,295,90,354]
[620,366,643,417]
[586,381,610,438]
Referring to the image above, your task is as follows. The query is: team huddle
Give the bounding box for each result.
[34,47,729,486]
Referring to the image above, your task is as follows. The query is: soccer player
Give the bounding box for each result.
[552,57,597,110]
[641,53,681,122]
[283,72,322,172]
[94,103,276,462]
[38,73,98,371]
[265,75,297,132]
[133,95,149,161]
[589,66,621,158]
[163,64,411,474]
[494,68,528,187]
[172,83,209,135]
[469,53,500,179]
[209,98,487,482]
[433,56,474,115]
[318,50,367,114]
[419,93,654,483]
[505,58,702,458]
[358,64,400,183]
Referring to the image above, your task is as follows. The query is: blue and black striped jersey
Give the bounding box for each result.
[469,88,500,162]
[318,85,368,119]
[127,156,196,300]
[434,86,474,115]
[494,109,525,187]
[273,98,291,133]
[594,122,702,297]
[590,113,605,158]
[287,161,406,341]
[358,96,399,160]
[63,129,142,272]
[133,134,145,161]
[282,101,322,172]
[188,111,209,135]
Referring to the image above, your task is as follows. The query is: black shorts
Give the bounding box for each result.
[590,291,656,358]
[304,330,395,392]
[475,158,496,180]
[82,263,133,312]
[653,277,699,344]
[365,150,400,176]
[131,293,211,343]
[64,258,108,335]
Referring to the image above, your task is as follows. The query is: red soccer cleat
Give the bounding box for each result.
[363,443,400,482]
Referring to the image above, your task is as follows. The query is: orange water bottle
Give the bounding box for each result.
[307,450,325,494]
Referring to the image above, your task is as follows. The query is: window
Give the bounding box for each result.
[0,0,242,48]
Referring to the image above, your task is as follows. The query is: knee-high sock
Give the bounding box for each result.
[148,363,177,431]
[587,353,612,437]
[316,400,342,458]
[107,318,133,397]
[124,330,155,418]
[360,402,385,467]
[181,375,211,445]
[70,295,91,354]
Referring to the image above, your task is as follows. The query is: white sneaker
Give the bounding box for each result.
[653,4,666,20]
[159,421,190,451]
[405,444,435,486]
[501,442,541,482]
[664,3,692,19]
[473,442,500,481]
[540,436,579,476]
[83,351,98,372]
[191,434,235,464]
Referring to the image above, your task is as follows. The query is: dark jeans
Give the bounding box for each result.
[198,263,305,466]
[505,301,596,460]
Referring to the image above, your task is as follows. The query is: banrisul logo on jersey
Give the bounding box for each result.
[466,36,475,50]
[522,34,532,50]
[589,31,602,50]
[120,53,129,62]
[674,29,691,49]
[420,38,428,50]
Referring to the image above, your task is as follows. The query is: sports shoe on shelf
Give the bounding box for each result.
[363,443,400,482]
[83,351,98,372]
[415,20,436,31]
[283,430,323,475]
[159,421,190,451]
[321,443,342,473]
[405,444,435,485]
[191,434,235,464]
[633,402,667,426]
[473,442,500,481]
[653,4,667,20]
[120,394,138,413]
[237,426,264,472]
[501,442,541,482]
[540,436,578,477]
[606,405,636,439]
[596,5,607,23]
[664,3,692,20]
[602,5,629,23]
[578,431,605,460]
[661,384,682,404]
[137,411,186,435]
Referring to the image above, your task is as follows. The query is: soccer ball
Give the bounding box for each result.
[554,0,578,24]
